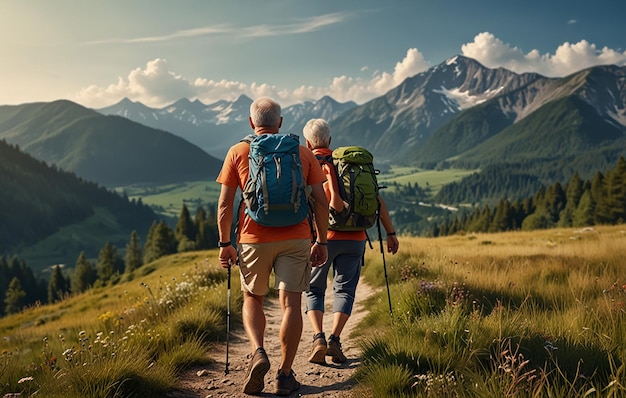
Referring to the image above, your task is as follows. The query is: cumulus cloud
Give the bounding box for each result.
[74,48,430,108]
[75,59,196,108]
[75,33,626,109]
[461,32,626,77]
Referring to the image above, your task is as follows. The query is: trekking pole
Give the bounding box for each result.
[376,210,393,321]
[225,259,232,375]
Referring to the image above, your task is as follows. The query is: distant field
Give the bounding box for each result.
[379,166,477,196]
[118,167,477,218]
[118,180,222,218]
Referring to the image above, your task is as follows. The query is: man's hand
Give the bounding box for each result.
[386,235,399,254]
[310,243,328,267]
[219,245,238,269]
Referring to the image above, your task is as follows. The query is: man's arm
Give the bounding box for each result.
[217,184,238,268]
[323,163,345,211]
[310,182,329,267]
[378,196,399,254]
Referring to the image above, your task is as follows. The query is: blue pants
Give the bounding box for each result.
[305,239,366,316]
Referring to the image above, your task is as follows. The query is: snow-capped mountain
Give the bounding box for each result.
[329,55,626,169]
[96,55,625,182]
[329,55,545,159]
[97,95,356,158]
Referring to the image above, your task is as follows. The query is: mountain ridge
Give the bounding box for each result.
[0,100,223,186]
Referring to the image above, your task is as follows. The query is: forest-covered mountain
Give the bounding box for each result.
[431,156,626,236]
[0,139,159,272]
[0,100,223,187]
[330,57,626,170]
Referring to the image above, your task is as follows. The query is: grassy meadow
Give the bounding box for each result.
[118,181,222,218]
[2,225,625,397]
[0,250,240,397]
[115,167,476,220]
[380,167,477,196]
[358,225,626,397]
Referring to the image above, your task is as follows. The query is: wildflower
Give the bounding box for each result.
[79,330,87,338]
[544,341,558,351]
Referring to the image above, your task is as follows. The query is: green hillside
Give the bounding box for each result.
[417,101,513,164]
[0,100,223,187]
[459,96,625,166]
[119,180,222,218]
[0,139,158,273]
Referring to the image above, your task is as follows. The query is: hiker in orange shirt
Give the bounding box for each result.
[217,97,329,396]
[302,118,399,365]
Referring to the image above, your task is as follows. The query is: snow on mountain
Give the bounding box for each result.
[96,95,355,158]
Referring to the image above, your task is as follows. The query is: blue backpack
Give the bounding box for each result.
[241,133,310,227]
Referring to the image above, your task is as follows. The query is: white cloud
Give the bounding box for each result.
[74,33,626,109]
[75,59,196,108]
[461,32,626,77]
[74,48,430,108]
[85,13,348,45]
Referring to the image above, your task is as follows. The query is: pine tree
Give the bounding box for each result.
[124,231,143,274]
[474,205,491,233]
[176,203,196,252]
[543,182,566,224]
[591,171,611,224]
[144,221,177,263]
[0,257,8,316]
[194,206,211,250]
[4,277,26,315]
[572,189,595,227]
[71,251,96,294]
[48,265,68,303]
[143,221,158,264]
[606,157,626,223]
[490,199,512,232]
[96,242,121,284]
[559,172,584,227]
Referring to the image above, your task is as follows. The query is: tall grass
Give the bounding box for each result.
[358,226,626,397]
[3,226,625,397]
[0,251,240,397]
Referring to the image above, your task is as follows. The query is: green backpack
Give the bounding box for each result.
[324,146,380,231]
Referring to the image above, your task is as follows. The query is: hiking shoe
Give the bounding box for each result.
[242,347,270,395]
[326,334,347,364]
[274,369,300,396]
[308,332,327,364]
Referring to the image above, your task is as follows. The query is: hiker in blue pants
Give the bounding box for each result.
[302,118,399,364]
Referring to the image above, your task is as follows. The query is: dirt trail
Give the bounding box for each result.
[168,277,378,397]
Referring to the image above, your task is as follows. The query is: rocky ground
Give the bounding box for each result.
[167,278,377,397]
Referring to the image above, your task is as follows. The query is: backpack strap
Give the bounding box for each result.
[241,134,256,144]
[234,133,256,239]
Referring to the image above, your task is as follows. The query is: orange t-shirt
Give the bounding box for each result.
[312,148,366,242]
[217,137,326,244]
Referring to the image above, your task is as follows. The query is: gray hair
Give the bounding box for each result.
[250,96,281,127]
[303,118,331,149]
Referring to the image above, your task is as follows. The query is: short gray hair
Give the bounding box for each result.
[303,118,331,148]
[250,96,281,127]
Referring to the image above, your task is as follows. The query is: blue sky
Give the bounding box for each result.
[1,0,625,108]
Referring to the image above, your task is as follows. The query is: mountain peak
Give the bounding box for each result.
[119,97,136,105]
[445,55,460,65]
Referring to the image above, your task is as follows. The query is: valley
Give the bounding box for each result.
[118,167,477,219]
